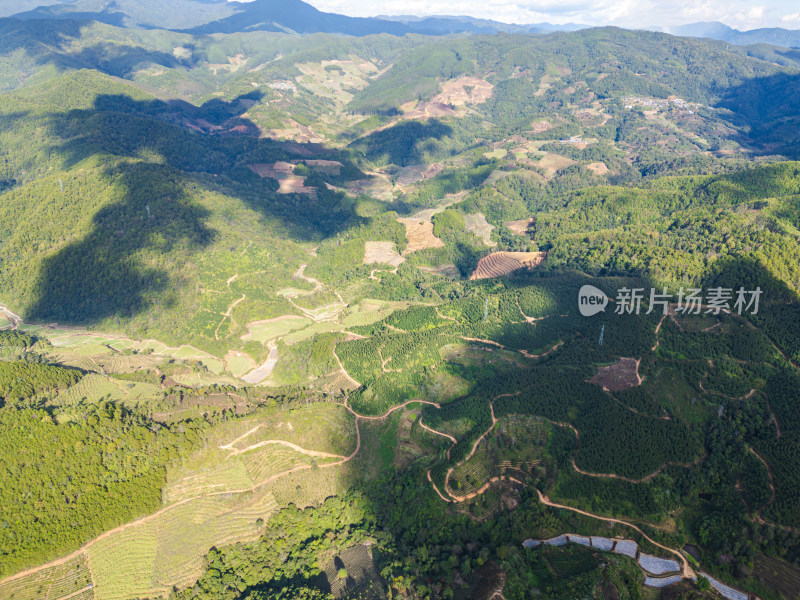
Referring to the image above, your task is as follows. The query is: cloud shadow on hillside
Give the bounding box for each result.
[715,71,800,158]
[19,91,362,325]
[350,119,454,167]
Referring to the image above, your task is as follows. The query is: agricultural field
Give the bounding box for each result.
[4,19,800,600]
[470,251,546,279]
[320,543,387,600]
[0,401,359,600]
[450,415,548,497]
[0,554,92,600]
[87,488,281,600]
[754,555,800,600]
[396,218,445,254]
[240,316,311,343]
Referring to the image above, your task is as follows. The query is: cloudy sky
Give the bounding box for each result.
[298,1,800,30]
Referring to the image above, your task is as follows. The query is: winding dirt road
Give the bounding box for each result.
[534,489,695,579]
[332,346,361,388]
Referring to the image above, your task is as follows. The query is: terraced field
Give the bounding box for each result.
[88,522,160,600]
[151,491,279,591]
[0,554,92,600]
[84,487,281,600]
[163,459,253,504]
[450,416,548,496]
[240,445,339,483]
[470,251,546,280]
[39,329,226,374]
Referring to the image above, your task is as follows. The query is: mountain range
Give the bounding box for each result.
[0,0,584,35]
[665,21,800,49]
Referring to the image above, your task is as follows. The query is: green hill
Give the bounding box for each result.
[2,24,800,600]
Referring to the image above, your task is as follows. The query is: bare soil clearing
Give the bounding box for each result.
[397,218,445,254]
[470,251,546,280]
[432,76,494,105]
[505,218,534,237]
[589,357,643,391]
[587,161,610,175]
[400,100,458,120]
[363,241,405,267]
[278,176,316,195]
[248,161,294,179]
[464,213,497,247]
[248,162,317,195]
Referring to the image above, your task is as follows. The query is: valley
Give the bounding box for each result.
[1,7,800,600]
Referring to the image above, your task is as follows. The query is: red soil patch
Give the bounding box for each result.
[589,357,642,391]
[470,251,546,280]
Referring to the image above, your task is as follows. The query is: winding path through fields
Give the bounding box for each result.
[0,397,448,589]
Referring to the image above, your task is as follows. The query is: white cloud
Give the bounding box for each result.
[303,0,800,29]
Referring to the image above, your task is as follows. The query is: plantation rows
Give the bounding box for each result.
[0,554,92,600]
[241,446,317,483]
[758,433,800,528]
[765,368,800,433]
[451,416,548,495]
[0,360,83,406]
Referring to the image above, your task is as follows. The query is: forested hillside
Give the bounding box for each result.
[2,17,800,600]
